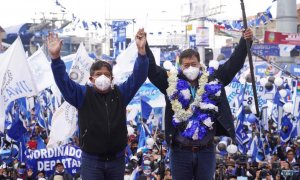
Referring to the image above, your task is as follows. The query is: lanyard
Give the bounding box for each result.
[190,86,197,100]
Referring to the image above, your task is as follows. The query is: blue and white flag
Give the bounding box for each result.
[141,96,152,120]
[7,101,27,141]
[280,115,297,142]
[27,46,55,92]
[138,126,146,149]
[0,37,38,131]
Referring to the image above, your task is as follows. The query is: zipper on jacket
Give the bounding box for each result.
[105,102,110,138]
[80,129,88,149]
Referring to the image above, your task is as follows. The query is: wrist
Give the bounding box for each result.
[50,53,60,60]
[138,48,146,55]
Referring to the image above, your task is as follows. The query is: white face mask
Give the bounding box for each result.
[183,66,200,81]
[94,75,111,91]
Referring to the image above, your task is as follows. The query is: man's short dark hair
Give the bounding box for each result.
[179,49,200,64]
[90,60,112,76]
[55,162,64,168]
[287,149,295,155]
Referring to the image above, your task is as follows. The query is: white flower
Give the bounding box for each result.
[215,90,221,96]
[209,80,219,84]
[186,121,193,129]
[199,102,219,111]
[203,118,214,128]
[167,66,221,138]
[192,127,199,140]
[181,89,191,100]
[173,116,181,123]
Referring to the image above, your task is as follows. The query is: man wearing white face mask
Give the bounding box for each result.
[144,28,253,180]
[48,29,149,180]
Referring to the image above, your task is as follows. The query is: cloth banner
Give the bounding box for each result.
[27,46,55,92]
[25,145,81,177]
[0,37,38,131]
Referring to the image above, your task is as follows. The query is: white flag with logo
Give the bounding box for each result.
[47,43,93,148]
[47,101,78,147]
[0,37,38,131]
[27,46,55,92]
[69,43,94,84]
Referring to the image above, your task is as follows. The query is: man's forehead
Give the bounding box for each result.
[94,67,111,73]
[182,56,198,62]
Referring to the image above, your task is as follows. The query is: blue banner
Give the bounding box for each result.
[189,35,196,49]
[251,44,280,57]
[25,145,81,177]
[112,21,127,58]
[255,63,268,77]
[129,83,162,105]
[290,64,300,76]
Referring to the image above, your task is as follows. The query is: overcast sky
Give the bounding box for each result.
[0,0,298,33]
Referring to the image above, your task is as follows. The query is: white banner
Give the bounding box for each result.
[196,27,209,46]
[113,41,138,85]
[47,102,78,148]
[69,43,94,84]
[27,46,55,92]
[0,37,38,131]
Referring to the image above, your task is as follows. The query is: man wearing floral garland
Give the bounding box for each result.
[142,28,253,180]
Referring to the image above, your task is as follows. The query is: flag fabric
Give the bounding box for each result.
[138,125,146,149]
[235,120,250,145]
[61,53,76,74]
[7,102,27,141]
[47,102,78,148]
[141,96,153,120]
[112,41,138,85]
[0,37,38,131]
[27,46,55,92]
[68,43,94,85]
[280,115,297,142]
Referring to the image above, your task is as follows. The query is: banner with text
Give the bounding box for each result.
[25,145,81,177]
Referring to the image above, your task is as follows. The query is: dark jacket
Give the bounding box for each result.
[51,54,149,155]
[147,37,249,144]
[48,172,73,180]
[78,85,127,154]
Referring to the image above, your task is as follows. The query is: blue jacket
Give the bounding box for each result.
[51,54,149,109]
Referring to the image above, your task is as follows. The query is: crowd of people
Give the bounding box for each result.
[0,28,299,180]
[0,122,299,179]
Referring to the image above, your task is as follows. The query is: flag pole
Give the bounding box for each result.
[240,0,260,116]
[252,52,299,80]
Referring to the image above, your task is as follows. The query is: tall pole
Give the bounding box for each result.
[276,0,297,34]
[240,0,260,116]
[276,0,297,65]
[197,19,206,64]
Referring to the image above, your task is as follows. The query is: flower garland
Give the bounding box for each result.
[167,61,223,140]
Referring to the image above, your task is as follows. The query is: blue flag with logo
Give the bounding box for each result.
[141,97,152,120]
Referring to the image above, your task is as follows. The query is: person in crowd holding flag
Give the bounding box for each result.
[142,28,253,180]
[47,29,149,180]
